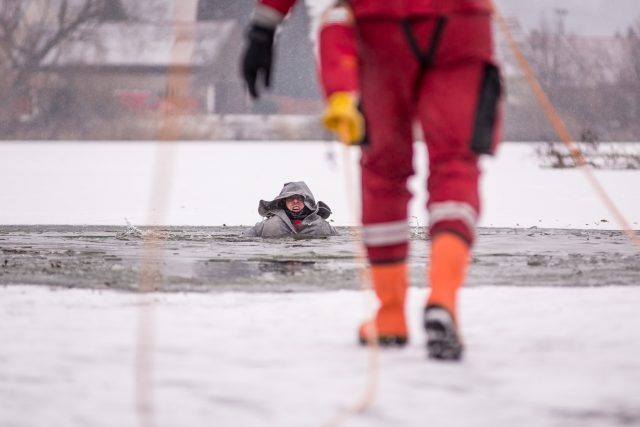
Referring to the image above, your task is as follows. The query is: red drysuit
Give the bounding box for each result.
[258,0,493,19]
[260,0,503,263]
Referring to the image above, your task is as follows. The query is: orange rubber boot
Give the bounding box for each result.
[427,232,470,323]
[359,262,408,346]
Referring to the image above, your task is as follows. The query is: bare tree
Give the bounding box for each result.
[523,15,640,141]
[623,18,640,134]
[0,0,110,133]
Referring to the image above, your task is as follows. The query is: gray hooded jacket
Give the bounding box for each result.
[247,181,338,238]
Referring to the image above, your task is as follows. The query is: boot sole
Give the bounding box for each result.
[424,308,464,360]
[426,335,463,360]
[358,334,408,347]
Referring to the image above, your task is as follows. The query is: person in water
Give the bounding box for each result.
[247,181,338,237]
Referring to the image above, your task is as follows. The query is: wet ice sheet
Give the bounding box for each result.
[0,225,638,291]
[1,285,639,427]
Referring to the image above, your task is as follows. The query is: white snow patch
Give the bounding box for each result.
[0,141,638,229]
[1,285,639,427]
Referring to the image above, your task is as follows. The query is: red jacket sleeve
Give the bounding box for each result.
[318,7,359,98]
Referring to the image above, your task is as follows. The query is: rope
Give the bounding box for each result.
[493,3,640,249]
[136,2,199,427]
[322,128,380,427]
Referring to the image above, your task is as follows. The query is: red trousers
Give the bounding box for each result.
[357,14,502,263]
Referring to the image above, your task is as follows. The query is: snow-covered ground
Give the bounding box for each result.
[0,141,638,229]
[1,285,639,427]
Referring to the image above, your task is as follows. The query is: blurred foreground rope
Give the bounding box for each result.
[136,2,199,427]
[321,127,380,427]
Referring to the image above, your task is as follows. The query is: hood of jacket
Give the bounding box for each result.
[258,181,332,219]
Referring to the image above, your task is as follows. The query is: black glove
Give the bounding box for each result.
[241,24,276,99]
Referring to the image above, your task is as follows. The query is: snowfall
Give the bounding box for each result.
[1,141,639,427]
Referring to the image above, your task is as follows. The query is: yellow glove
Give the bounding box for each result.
[322,92,364,145]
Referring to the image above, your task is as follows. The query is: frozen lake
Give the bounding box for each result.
[1,141,639,427]
[0,141,639,229]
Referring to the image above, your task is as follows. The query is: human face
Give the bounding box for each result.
[285,195,304,213]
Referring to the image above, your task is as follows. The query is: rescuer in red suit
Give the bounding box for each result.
[241,0,503,360]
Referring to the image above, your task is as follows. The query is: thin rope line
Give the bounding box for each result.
[322,131,380,427]
[493,3,640,249]
[136,3,199,427]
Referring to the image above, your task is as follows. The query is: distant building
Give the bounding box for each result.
[34,0,320,117]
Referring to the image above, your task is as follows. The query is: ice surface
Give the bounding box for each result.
[1,138,639,426]
[1,285,639,427]
[0,142,638,229]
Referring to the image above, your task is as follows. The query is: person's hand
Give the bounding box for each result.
[241,24,276,99]
[322,92,364,145]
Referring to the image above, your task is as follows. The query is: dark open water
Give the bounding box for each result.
[0,225,638,292]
